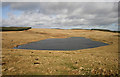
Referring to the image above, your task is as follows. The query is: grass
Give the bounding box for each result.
[2,28,119,75]
[0,27,31,31]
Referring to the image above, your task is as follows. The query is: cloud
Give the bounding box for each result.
[2,0,120,2]
[2,2,119,30]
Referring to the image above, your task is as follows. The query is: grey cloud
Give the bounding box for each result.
[2,2,119,30]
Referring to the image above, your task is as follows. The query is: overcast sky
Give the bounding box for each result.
[1,2,119,31]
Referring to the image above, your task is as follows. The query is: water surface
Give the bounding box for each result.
[14,37,109,50]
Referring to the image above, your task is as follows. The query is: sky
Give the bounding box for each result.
[1,2,119,31]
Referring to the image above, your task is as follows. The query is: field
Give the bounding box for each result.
[1,28,119,75]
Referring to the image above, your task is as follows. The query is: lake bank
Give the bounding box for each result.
[1,28,119,75]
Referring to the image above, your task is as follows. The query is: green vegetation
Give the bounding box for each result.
[0,27,31,31]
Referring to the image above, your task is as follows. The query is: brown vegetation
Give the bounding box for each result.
[1,28,119,75]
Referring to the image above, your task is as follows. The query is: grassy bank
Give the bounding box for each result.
[0,27,31,31]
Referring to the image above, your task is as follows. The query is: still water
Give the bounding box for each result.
[14,37,109,50]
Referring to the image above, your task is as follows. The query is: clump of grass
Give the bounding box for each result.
[0,27,31,31]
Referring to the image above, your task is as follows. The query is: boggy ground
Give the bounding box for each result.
[1,28,119,75]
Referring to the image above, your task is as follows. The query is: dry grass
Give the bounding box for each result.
[1,28,119,75]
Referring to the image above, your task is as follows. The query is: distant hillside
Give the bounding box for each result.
[0,27,31,31]
[91,29,120,33]
[71,28,120,33]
